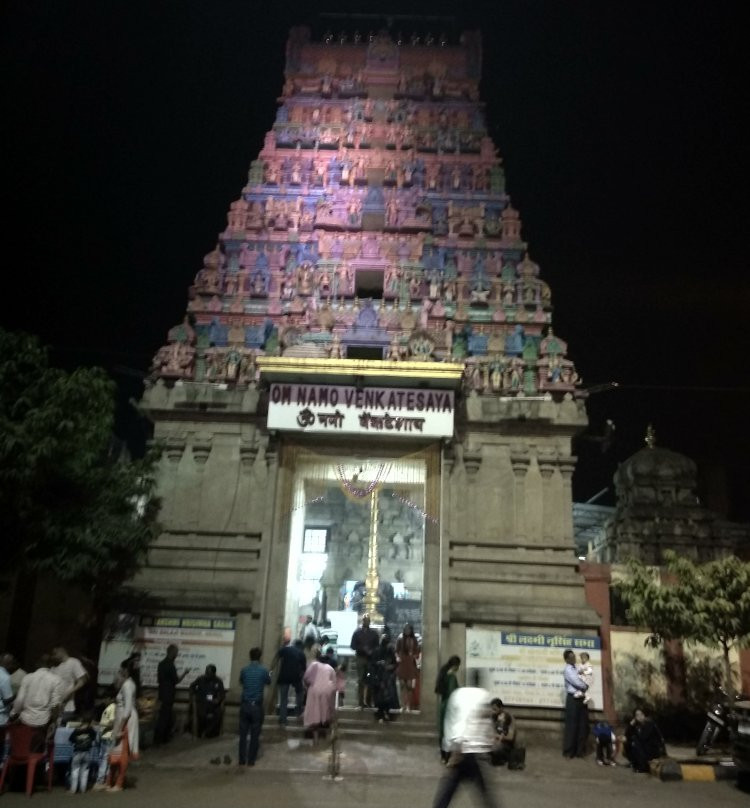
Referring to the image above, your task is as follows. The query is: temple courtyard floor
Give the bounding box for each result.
[1,731,748,806]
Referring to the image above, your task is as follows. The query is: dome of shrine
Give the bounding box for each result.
[615,424,696,491]
[615,445,697,490]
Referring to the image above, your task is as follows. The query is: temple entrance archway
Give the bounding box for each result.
[267,441,441,712]
[284,453,427,645]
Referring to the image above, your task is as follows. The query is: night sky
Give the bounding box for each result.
[3,1,747,517]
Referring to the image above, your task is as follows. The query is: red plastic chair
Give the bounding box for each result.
[0,723,54,797]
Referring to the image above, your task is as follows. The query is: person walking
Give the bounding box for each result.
[238,647,271,766]
[302,651,336,743]
[435,655,461,761]
[431,686,500,808]
[274,638,306,726]
[562,648,589,758]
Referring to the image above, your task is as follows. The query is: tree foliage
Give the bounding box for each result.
[615,550,750,693]
[0,328,159,605]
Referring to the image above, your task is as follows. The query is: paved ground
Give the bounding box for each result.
[1,729,748,806]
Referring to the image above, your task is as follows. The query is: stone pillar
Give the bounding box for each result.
[421,445,441,714]
[537,447,557,544]
[258,433,282,654]
[558,454,577,548]
[161,433,186,525]
[510,444,530,542]
[463,445,482,540]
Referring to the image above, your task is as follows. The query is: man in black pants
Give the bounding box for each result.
[238,647,271,766]
[431,687,500,808]
[154,644,189,744]
[350,614,379,708]
[562,648,589,758]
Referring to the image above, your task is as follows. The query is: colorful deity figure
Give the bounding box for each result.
[408,271,422,299]
[506,357,523,391]
[318,268,332,297]
[547,353,563,383]
[428,269,441,298]
[387,335,402,361]
[347,198,362,226]
[329,334,343,359]
[443,278,457,303]
[297,261,315,295]
[489,357,505,391]
[264,161,280,184]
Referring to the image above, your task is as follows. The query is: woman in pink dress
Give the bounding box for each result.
[303,654,337,742]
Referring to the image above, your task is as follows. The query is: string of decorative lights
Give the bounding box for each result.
[390,491,439,525]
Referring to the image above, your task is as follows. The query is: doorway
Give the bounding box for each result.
[284,455,427,649]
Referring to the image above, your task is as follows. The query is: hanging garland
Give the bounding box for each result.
[333,461,391,500]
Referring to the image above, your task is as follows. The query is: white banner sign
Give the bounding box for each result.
[98,614,236,690]
[466,629,604,709]
[267,383,455,438]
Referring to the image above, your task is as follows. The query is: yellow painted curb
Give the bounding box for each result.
[679,765,716,782]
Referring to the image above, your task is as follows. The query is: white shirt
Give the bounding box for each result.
[12,668,65,727]
[0,666,13,726]
[52,656,87,713]
[441,687,495,755]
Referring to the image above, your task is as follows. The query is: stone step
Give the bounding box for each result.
[262,705,437,745]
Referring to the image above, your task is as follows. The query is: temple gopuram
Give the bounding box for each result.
[138,26,600,728]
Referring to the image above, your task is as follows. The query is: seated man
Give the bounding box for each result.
[489,698,516,766]
[190,665,225,738]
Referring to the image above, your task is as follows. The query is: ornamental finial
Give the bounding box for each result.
[645,423,656,449]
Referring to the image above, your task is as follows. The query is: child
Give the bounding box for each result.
[576,652,594,705]
[593,720,617,766]
[92,691,116,791]
[68,711,97,793]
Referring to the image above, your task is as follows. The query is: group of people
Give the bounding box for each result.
[0,641,231,793]
[562,648,666,771]
[0,647,138,793]
[351,615,421,720]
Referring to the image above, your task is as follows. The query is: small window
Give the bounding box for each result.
[355,268,384,298]
[346,346,384,360]
[303,527,328,553]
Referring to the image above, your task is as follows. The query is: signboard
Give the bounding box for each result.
[466,629,604,709]
[97,614,236,690]
[267,383,454,438]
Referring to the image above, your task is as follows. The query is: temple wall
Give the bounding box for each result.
[132,385,598,727]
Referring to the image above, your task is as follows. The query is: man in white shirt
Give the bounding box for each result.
[0,653,15,726]
[432,686,500,808]
[10,655,65,750]
[51,646,88,721]
[562,648,589,759]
